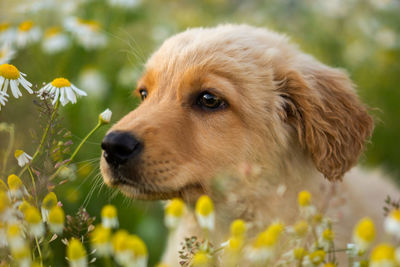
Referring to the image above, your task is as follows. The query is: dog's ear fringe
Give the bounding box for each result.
[276,66,374,181]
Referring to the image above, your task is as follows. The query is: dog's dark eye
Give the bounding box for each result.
[196,91,226,110]
[139,88,148,101]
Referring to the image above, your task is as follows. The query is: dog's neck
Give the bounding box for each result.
[188,146,335,237]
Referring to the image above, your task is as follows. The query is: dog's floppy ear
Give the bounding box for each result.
[276,58,374,181]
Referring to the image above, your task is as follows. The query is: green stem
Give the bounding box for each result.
[50,121,103,180]
[35,236,43,265]
[18,100,60,178]
[104,256,112,267]
[28,166,38,205]
[1,123,14,176]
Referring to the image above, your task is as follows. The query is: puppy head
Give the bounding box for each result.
[100,25,373,201]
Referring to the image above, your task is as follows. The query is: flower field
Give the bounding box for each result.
[0,0,399,266]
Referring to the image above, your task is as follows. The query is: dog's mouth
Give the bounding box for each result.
[103,164,204,200]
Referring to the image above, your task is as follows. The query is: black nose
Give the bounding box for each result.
[101,131,142,167]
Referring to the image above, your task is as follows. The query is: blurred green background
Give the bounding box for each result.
[0,0,399,265]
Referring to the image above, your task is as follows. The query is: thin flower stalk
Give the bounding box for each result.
[50,119,103,180]
[18,100,60,178]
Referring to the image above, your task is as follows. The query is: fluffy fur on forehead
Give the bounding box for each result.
[146,24,296,77]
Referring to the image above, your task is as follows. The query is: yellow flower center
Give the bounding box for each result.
[90,225,110,244]
[42,192,58,210]
[14,150,24,158]
[7,174,23,190]
[49,206,65,224]
[309,250,326,264]
[45,27,61,38]
[192,251,209,266]
[166,198,185,217]
[18,200,32,213]
[370,243,395,262]
[294,220,309,236]
[293,247,307,260]
[112,230,129,252]
[298,190,311,206]
[11,246,30,259]
[390,209,400,221]
[0,23,10,32]
[195,195,214,216]
[228,237,243,251]
[78,19,100,31]
[19,21,34,32]
[354,217,375,242]
[7,224,21,237]
[0,64,20,80]
[254,223,284,248]
[51,78,71,88]
[101,204,117,219]
[322,228,334,241]
[67,238,87,260]
[128,235,148,256]
[230,219,247,237]
[324,263,337,267]
[25,207,42,224]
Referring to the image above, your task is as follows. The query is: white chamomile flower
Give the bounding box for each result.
[108,0,141,8]
[0,91,8,110]
[353,217,375,253]
[41,192,58,222]
[42,27,71,54]
[16,21,41,48]
[10,244,31,267]
[164,198,186,230]
[384,209,400,238]
[0,64,33,98]
[38,77,87,106]
[247,223,284,263]
[7,174,29,200]
[78,67,108,98]
[0,23,16,44]
[48,206,65,234]
[65,18,107,50]
[99,108,112,124]
[101,205,119,229]
[7,224,25,250]
[24,206,45,238]
[67,238,88,267]
[14,150,32,167]
[90,225,112,256]
[75,20,107,50]
[0,43,16,64]
[195,195,215,231]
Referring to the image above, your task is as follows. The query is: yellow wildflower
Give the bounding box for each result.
[195,195,215,231]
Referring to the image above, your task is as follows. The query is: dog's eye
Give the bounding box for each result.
[196,91,226,110]
[139,89,148,101]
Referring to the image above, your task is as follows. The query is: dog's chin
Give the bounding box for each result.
[116,182,205,201]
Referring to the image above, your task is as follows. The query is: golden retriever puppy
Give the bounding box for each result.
[100,24,398,265]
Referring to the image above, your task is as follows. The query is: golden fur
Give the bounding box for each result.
[100,24,398,265]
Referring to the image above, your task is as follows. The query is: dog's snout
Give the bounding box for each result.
[101,131,142,166]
